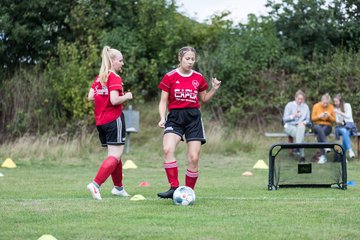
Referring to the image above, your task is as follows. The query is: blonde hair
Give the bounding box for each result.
[99,46,122,85]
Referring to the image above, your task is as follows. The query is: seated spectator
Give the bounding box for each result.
[311,93,336,164]
[283,90,310,162]
[333,94,357,159]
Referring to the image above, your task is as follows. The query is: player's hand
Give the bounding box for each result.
[212,77,221,90]
[158,119,166,128]
[125,92,133,100]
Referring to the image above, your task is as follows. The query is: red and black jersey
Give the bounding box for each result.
[91,71,124,126]
[158,69,208,110]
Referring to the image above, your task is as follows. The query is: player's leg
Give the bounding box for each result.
[158,109,184,199]
[87,124,108,200]
[108,114,130,196]
[158,133,182,198]
[87,116,124,200]
[186,141,201,189]
[184,108,206,189]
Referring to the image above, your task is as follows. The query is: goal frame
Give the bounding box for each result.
[268,143,347,190]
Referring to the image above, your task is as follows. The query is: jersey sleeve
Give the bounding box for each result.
[107,72,123,92]
[91,76,99,90]
[198,75,208,92]
[158,74,171,92]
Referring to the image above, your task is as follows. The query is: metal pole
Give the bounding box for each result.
[125,132,130,154]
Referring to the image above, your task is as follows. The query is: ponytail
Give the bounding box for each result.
[98,46,122,85]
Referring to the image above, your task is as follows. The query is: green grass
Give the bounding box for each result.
[1,103,360,239]
[1,143,360,239]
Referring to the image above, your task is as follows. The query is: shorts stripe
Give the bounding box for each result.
[200,116,206,140]
[116,116,122,143]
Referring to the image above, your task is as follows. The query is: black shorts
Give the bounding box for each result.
[164,108,206,144]
[97,114,126,147]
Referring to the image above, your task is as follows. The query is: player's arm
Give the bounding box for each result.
[199,77,221,103]
[158,91,169,128]
[110,90,132,105]
[88,88,95,101]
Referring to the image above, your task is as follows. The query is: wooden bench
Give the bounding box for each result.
[265,132,360,158]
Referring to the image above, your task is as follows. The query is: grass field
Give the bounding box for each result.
[1,139,360,239]
[1,109,360,239]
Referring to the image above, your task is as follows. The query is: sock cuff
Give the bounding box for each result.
[164,161,177,169]
[92,181,100,188]
[108,156,120,162]
[186,169,199,178]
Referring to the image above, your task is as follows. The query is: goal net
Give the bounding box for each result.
[268,143,347,190]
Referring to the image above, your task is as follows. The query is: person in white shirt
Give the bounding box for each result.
[283,90,310,162]
[333,94,357,158]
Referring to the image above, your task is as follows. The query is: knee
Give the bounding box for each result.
[297,124,306,132]
[163,145,175,158]
[339,128,347,135]
[188,152,200,165]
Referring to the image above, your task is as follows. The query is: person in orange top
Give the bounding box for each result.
[311,93,336,164]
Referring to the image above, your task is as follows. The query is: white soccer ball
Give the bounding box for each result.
[173,186,196,206]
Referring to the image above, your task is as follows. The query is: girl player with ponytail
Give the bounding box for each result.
[87,46,133,200]
[157,46,221,198]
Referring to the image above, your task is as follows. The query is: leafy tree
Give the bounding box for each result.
[266,0,340,59]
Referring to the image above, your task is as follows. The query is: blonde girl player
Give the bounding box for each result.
[87,46,133,200]
[157,46,221,198]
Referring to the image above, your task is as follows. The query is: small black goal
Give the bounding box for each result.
[268,143,347,190]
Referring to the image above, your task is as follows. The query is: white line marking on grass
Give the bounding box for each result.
[1,196,360,202]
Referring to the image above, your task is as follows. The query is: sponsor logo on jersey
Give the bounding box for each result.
[176,80,180,84]
[192,80,199,88]
[174,89,197,103]
[95,85,108,95]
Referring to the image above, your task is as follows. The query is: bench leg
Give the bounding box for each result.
[288,136,294,155]
[357,136,360,158]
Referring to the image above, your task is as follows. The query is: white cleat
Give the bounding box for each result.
[318,155,327,164]
[111,187,130,197]
[87,183,102,200]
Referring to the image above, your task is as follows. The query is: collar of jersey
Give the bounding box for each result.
[108,70,120,78]
[176,68,193,77]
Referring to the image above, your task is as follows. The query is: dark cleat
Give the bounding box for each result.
[157,187,177,199]
[299,157,306,163]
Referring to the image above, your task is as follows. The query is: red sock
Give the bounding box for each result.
[185,169,199,189]
[164,161,179,188]
[111,159,123,187]
[94,156,119,186]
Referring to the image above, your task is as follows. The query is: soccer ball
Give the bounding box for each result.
[173,186,195,206]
